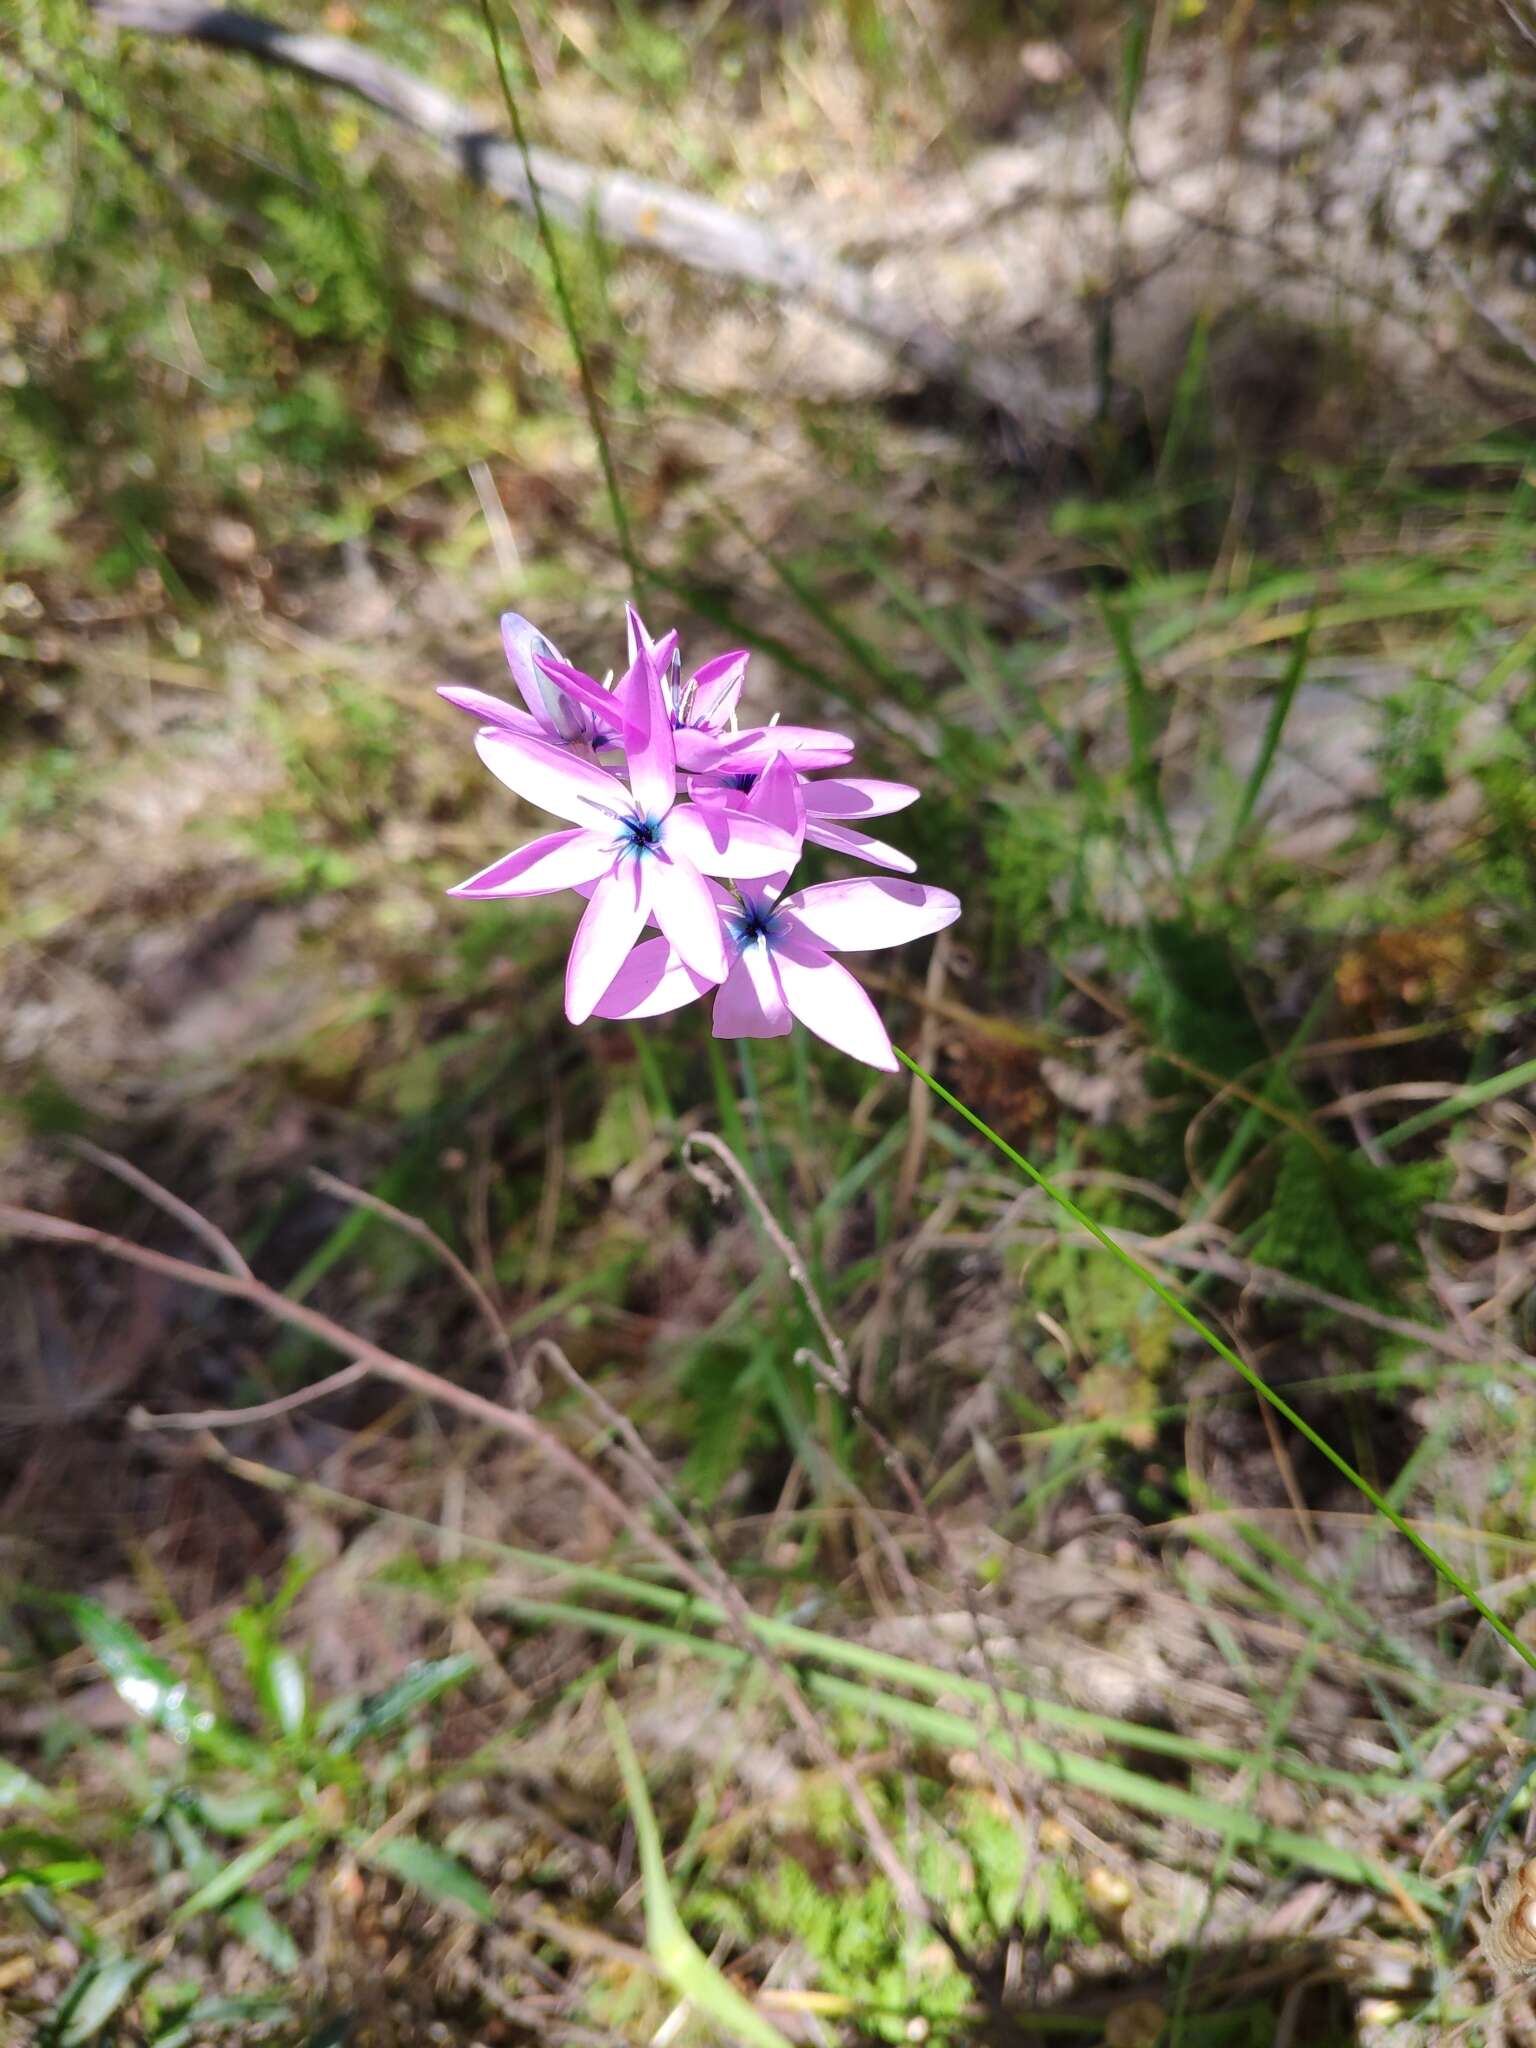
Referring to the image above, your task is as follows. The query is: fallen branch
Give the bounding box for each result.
[87,0,1083,438]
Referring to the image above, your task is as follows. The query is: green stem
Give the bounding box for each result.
[476,0,639,584]
[1376,1052,1536,1152]
[895,1046,1536,1680]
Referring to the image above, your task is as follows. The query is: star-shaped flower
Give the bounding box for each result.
[449,642,801,1023]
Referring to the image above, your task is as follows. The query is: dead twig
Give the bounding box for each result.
[684,1131,851,1387]
[70,1138,252,1279]
[134,1358,372,1432]
[308,1166,516,1377]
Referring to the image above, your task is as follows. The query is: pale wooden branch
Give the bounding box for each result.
[86,0,1083,439]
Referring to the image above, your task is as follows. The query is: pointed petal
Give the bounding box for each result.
[531,651,622,738]
[804,819,918,873]
[712,945,792,1040]
[476,729,629,829]
[617,649,678,818]
[779,877,960,952]
[566,861,651,1024]
[714,724,854,773]
[744,752,806,845]
[625,603,657,667]
[804,776,920,821]
[592,937,714,1020]
[652,628,680,696]
[449,828,613,898]
[740,934,792,1028]
[648,851,728,983]
[501,614,583,740]
[664,804,799,879]
[619,614,677,696]
[438,684,541,736]
[772,945,897,1070]
[685,650,749,727]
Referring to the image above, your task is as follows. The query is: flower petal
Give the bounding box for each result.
[803,776,920,821]
[684,774,748,810]
[652,628,680,696]
[648,850,728,984]
[566,860,651,1024]
[617,649,679,819]
[779,877,960,952]
[743,752,806,845]
[771,944,897,1070]
[591,937,715,1020]
[714,724,854,773]
[738,881,788,926]
[502,613,582,738]
[475,729,629,829]
[625,603,658,667]
[437,684,540,736]
[449,828,612,898]
[664,803,799,879]
[804,819,917,873]
[684,650,748,727]
[712,944,792,1039]
[530,651,622,737]
[672,728,742,774]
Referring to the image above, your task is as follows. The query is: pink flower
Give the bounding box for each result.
[621,606,854,775]
[437,612,627,755]
[448,644,801,1024]
[595,873,960,1071]
[441,604,962,1065]
[691,769,921,873]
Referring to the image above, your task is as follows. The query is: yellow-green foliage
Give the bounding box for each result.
[694,1789,1089,2044]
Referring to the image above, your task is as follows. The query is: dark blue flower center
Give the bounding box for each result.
[618,813,664,857]
[724,772,757,793]
[727,899,780,950]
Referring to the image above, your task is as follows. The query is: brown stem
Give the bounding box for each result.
[308,1167,515,1374]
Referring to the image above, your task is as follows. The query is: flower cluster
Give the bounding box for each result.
[441,608,960,1070]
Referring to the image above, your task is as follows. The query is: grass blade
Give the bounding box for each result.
[170,1814,314,1925]
[1377,1052,1536,1151]
[1100,595,1184,888]
[605,1698,794,2048]
[1229,611,1314,843]
[362,1835,494,1921]
[326,1653,477,1754]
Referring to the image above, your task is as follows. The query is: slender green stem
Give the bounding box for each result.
[476,0,638,583]
[1377,1052,1536,1151]
[895,1046,1536,1679]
